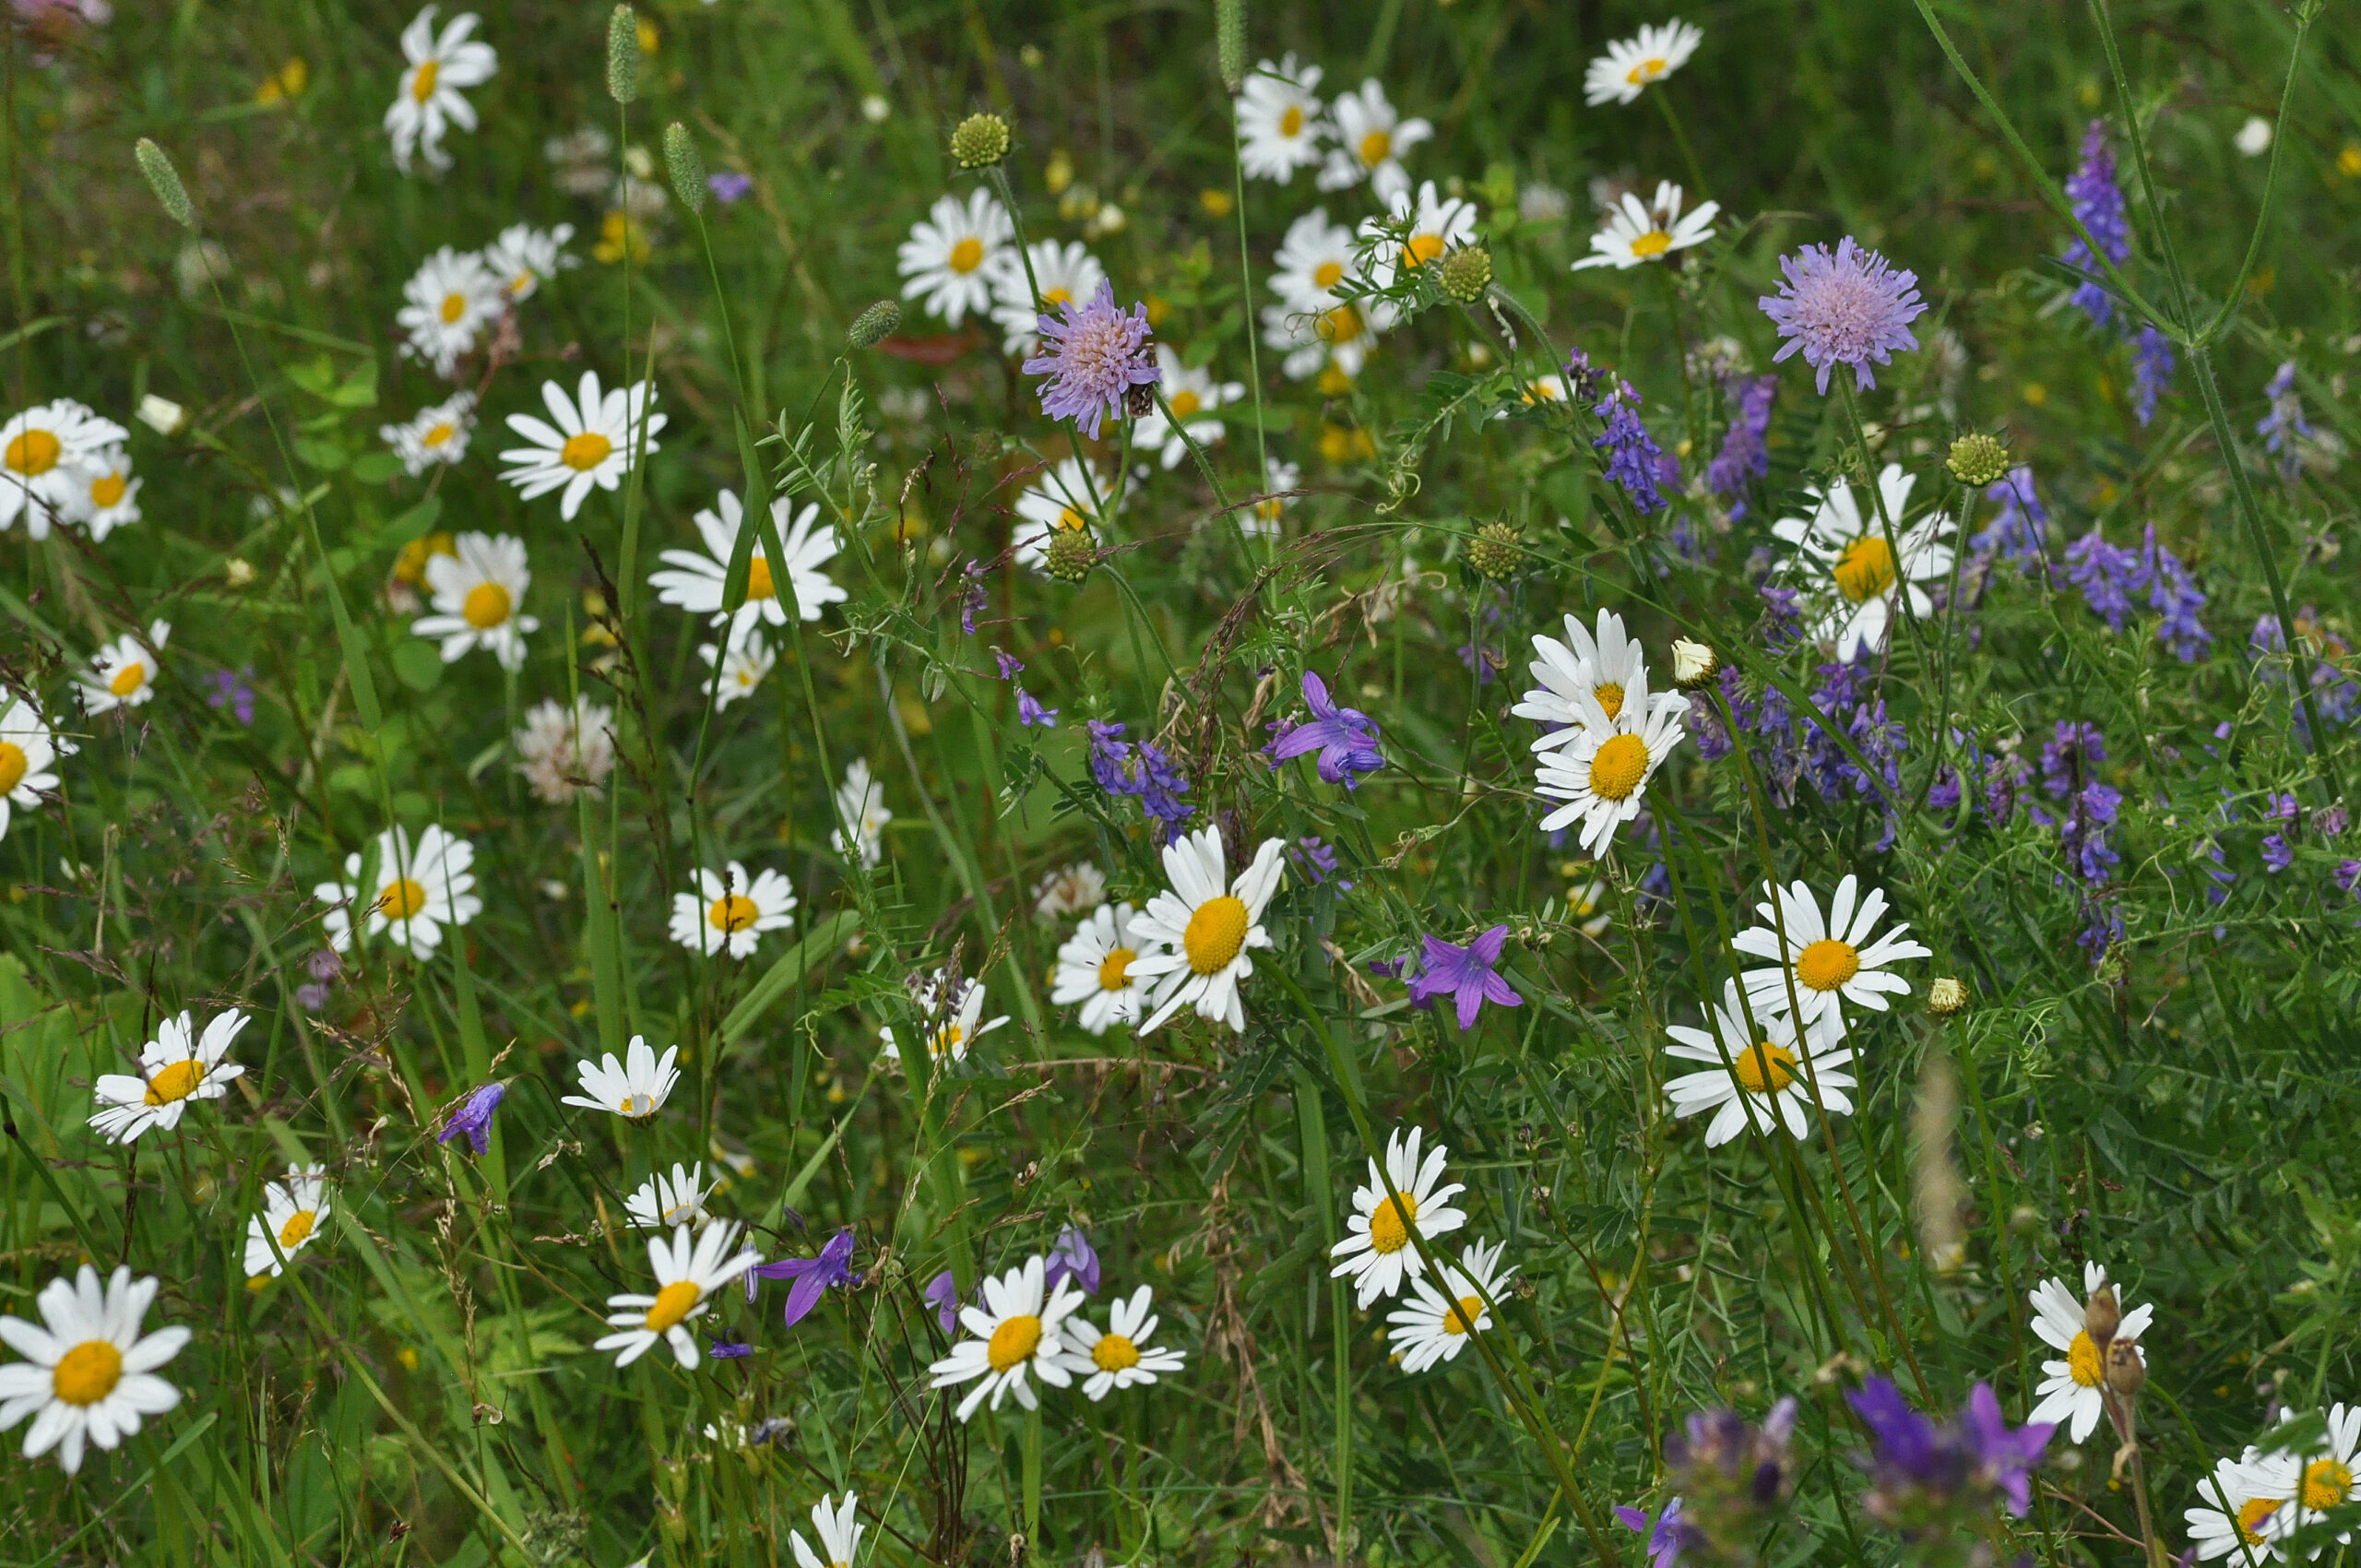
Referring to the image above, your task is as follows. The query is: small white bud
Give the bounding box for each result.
[1670,637,1718,689]
[136,394,187,435]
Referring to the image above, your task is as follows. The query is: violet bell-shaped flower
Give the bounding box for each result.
[1268,671,1384,789]
[747,1227,860,1328]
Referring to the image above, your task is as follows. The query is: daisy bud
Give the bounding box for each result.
[1216,0,1247,93]
[1945,430,2010,488]
[606,6,641,104]
[224,557,256,588]
[663,123,707,215]
[136,393,187,436]
[1670,637,1718,689]
[1466,519,1524,580]
[1927,976,1969,1016]
[1043,527,1097,582]
[2105,1339,2146,1399]
[134,138,195,229]
[848,299,902,349]
[949,112,1011,171]
[1438,244,1494,303]
[2082,1284,2120,1348]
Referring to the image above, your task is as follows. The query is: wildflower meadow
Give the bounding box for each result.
[5,0,2361,1563]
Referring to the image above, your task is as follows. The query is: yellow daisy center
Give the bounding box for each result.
[1168,389,1202,419]
[948,236,985,275]
[1405,232,1447,267]
[89,471,127,508]
[1042,286,1072,306]
[1091,1333,1142,1372]
[0,742,26,796]
[410,58,439,103]
[422,422,456,449]
[375,878,429,921]
[1627,56,1667,85]
[1182,895,1251,976]
[1630,230,1673,258]
[108,660,148,699]
[2066,1330,2104,1387]
[52,1340,124,1407]
[1358,128,1392,168]
[1734,1039,1798,1095]
[1369,1191,1418,1254]
[395,530,457,584]
[1595,682,1625,720]
[2239,1496,2284,1545]
[1279,105,1304,137]
[462,581,512,629]
[1588,732,1650,802]
[5,428,61,475]
[560,432,614,472]
[1097,947,1136,992]
[1054,506,1088,533]
[986,1313,1042,1372]
[279,1209,317,1249]
[144,1058,207,1106]
[1796,938,1861,993]
[1313,260,1345,291]
[928,1022,966,1060]
[708,893,759,932]
[1833,535,1897,602]
[644,1279,702,1333]
[1444,1293,1484,1336]
[1319,303,1360,343]
[744,555,777,600]
[619,1090,658,1119]
[439,291,467,325]
[2303,1458,2353,1511]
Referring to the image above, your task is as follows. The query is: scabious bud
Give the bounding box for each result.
[1466,519,1524,580]
[2082,1285,2120,1348]
[1438,244,1494,303]
[663,123,706,214]
[1946,430,2010,488]
[950,112,1012,170]
[1671,637,1718,689]
[1216,0,1247,94]
[606,6,640,103]
[1043,527,1097,582]
[1928,976,1969,1016]
[134,138,195,229]
[848,299,902,349]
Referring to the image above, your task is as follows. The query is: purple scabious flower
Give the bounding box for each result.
[2065,525,2141,631]
[748,1228,860,1328]
[1405,925,1523,1029]
[1592,379,1668,515]
[2257,361,2312,481]
[706,171,753,205]
[1971,466,2049,571]
[2040,720,2107,797]
[1016,688,1059,728]
[436,1083,506,1156]
[2130,325,2174,426]
[1705,374,1776,517]
[1269,671,1384,789]
[1044,1225,1099,1296]
[1020,281,1158,439]
[1758,236,1926,394]
[2134,524,2210,662]
[1613,1498,1698,1568]
[2060,121,2131,327]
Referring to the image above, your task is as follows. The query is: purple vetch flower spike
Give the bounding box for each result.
[958,560,988,636]
[1758,236,1926,394]
[1016,689,1059,728]
[2040,720,2107,797]
[2065,525,2140,631]
[1405,925,1524,1030]
[923,1268,962,1336]
[2131,325,2174,426]
[706,171,753,205]
[1044,1225,1100,1296]
[1971,466,2050,571]
[993,649,1024,680]
[1290,837,1346,886]
[437,1082,506,1157]
[1592,379,1668,516]
[1269,671,1385,789]
[1961,1383,2054,1517]
[707,1336,753,1359]
[2060,120,2130,327]
[750,1228,860,1328]
[208,666,256,726]
[1021,281,1159,439]
[1706,374,1775,517]
[1135,742,1194,841]
[1086,719,1133,794]
[2135,524,2211,662]
[2257,361,2314,482]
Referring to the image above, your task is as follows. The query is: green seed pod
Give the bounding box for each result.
[1043,526,1097,582]
[134,138,195,229]
[848,299,902,349]
[949,112,1011,171]
[1216,0,1247,94]
[1466,519,1524,580]
[663,123,706,214]
[1946,430,2010,488]
[1438,245,1493,303]
[607,6,640,104]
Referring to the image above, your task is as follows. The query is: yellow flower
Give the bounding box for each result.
[255,59,307,106]
[592,210,650,266]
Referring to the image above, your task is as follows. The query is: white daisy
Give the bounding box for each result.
[1532,666,1691,855]
[1772,463,1953,662]
[832,757,890,866]
[2186,1450,2285,1562]
[0,692,70,842]
[243,1163,331,1279]
[1732,873,1932,1040]
[1513,606,1655,755]
[789,1491,864,1568]
[88,1008,249,1145]
[1032,861,1106,920]
[1269,208,1366,315]
[513,695,614,804]
[381,390,477,476]
[1358,179,1477,288]
[499,371,666,522]
[879,970,1009,1067]
[3,399,127,537]
[699,632,776,710]
[1012,457,1119,572]
[1122,828,1287,1035]
[385,6,497,175]
[481,221,576,303]
[1385,1237,1515,1373]
[650,491,846,649]
[1328,1125,1469,1309]
[1318,79,1431,202]
[1055,1285,1186,1399]
[669,861,797,959]
[1236,54,1328,184]
[77,619,169,716]
[625,1162,716,1231]
[1572,181,1720,271]
[592,1220,761,1369]
[1245,456,1300,537]
[1663,980,1855,1146]
[988,239,1107,357]
[73,445,142,540]
[0,1265,189,1475]
[1050,901,1151,1034]
[1584,18,1704,107]
[395,246,505,378]
[314,823,481,960]
[1263,294,1385,386]
[563,1036,682,1123]
[1567,877,1612,939]
[1131,347,1242,469]
[896,188,1014,327]
[2027,1262,2153,1443]
[927,1254,1084,1420]
[2250,1406,2361,1550]
[413,530,538,671]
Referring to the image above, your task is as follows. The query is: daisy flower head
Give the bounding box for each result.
[1236,54,1327,184]
[1050,901,1151,1035]
[1012,457,1119,573]
[396,247,504,378]
[243,1163,331,1280]
[1514,606,1653,756]
[564,1037,682,1123]
[1663,980,1855,1146]
[1329,1125,1468,1309]
[381,390,477,476]
[593,1220,762,1369]
[0,691,70,843]
[499,371,666,521]
[77,619,169,716]
[650,490,846,648]
[74,445,141,540]
[669,861,797,959]
[1021,282,1158,440]
[1760,236,1927,395]
[0,1265,189,1475]
[1246,456,1300,536]
[1572,181,1719,271]
[1056,1285,1187,1400]
[1318,79,1432,202]
[1122,827,1287,1035]
[385,6,496,175]
[699,632,775,709]
[879,970,1009,1068]
[4,398,128,537]
[481,220,577,303]
[1773,462,1953,660]
[2185,1450,2286,1562]
[927,1254,1085,1420]
[414,530,538,671]
[897,188,1013,327]
[988,239,1107,356]
[1532,666,1691,855]
[2248,1406,2361,1550]
[1734,873,1931,1039]
[789,1492,864,1568]
[1131,346,1242,469]
[625,1162,716,1230]
[832,757,890,866]
[1032,861,1107,920]
[1585,18,1704,106]
[513,695,614,805]
[2027,1262,2153,1443]
[1385,1237,1515,1372]
[315,823,481,959]
[1263,297,1384,386]
[88,1008,249,1145]
[1358,180,1477,289]
[1270,208,1364,314]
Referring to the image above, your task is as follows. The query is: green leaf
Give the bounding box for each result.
[720,909,860,1049]
[349,451,403,484]
[383,494,442,545]
[291,436,349,471]
[389,639,443,692]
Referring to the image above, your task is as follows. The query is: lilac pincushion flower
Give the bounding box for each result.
[1405,925,1524,1029]
[1759,236,1926,394]
[1269,671,1384,789]
[1044,1225,1100,1295]
[748,1228,860,1328]
[436,1082,506,1156]
[1021,281,1158,439]
[2061,120,2130,326]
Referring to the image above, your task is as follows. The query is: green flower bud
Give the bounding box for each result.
[1466,519,1524,580]
[1946,430,2010,488]
[1043,526,1097,581]
[1438,245,1493,303]
[1216,0,1247,94]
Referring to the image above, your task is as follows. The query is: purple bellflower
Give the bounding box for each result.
[1613,1497,1698,1568]
[1044,1225,1100,1296]
[436,1083,505,1156]
[1405,925,1524,1029]
[1269,671,1384,789]
[923,1268,963,1336]
[747,1227,860,1328]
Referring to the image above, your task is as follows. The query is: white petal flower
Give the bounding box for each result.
[0,1265,190,1474]
[1771,463,1953,661]
[926,1255,1085,1421]
[396,246,505,378]
[1329,1125,1468,1310]
[1236,55,1328,184]
[832,757,890,864]
[563,1036,682,1123]
[385,6,498,175]
[650,491,846,649]
[1130,347,1243,470]
[1584,18,1703,107]
[0,691,72,843]
[1357,180,1477,290]
[1011,457,1120,573]
[1055,1285,1187,1399]
[1532,662,1690,855]
[1122,828,1287,1034]
[1385,1238,1515,1372]
[243,1164,332,1279]
[1050,902,1152,1035]
[987,240,1107,357]
[1662,980,1855,1147]
[1318,79,1431,202]
[592,1221,761,1369]
[788,1491,865,1568]
[513,696,614,804]
[1732,873,1931,1039]
[1513,606,1655,755]
[481,221,577,303]
[414,530,539,671]
[314,824,481,960]
[879,971,1008,1067]
[89,1009,249,1146]
[77,620,169,716]
[1,398,127,538]
[897,189,1013,327]
[2026,1262,2153,1444]
[1031,861,1106,920]
[499,371,666,522]
[72,445,142,540]
[1572,181,1720,271]
[699,631,776,709]
[380,390,478,476]
[625,1162,716,1231]
[668,861,797,959]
